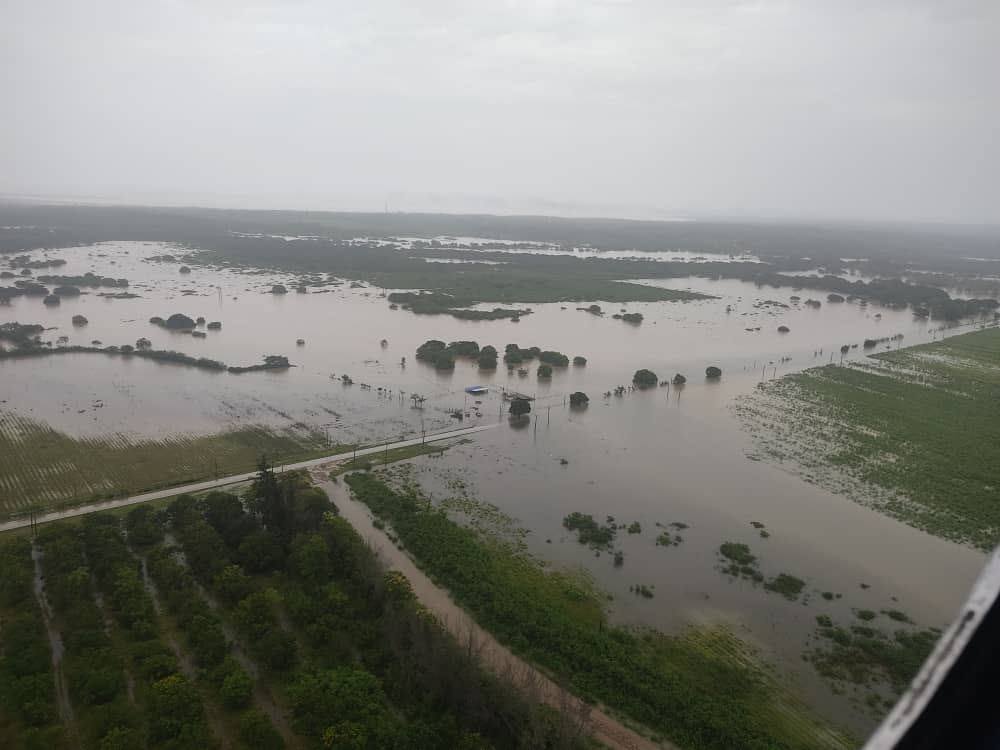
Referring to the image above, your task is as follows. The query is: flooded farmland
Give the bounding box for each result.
[0,239,993,737]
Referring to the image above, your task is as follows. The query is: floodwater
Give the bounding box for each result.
[1,240,991,737]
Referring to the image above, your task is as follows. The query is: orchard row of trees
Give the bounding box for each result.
[2,461,590,749]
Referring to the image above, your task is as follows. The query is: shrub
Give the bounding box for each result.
[164,313,196,330]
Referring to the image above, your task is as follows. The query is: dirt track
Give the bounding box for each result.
[316,473,673,750]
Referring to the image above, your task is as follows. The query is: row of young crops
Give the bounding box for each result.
[0,412,331,517]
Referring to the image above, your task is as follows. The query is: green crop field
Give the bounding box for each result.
[738,327,1000,550]
[0,412,337,519]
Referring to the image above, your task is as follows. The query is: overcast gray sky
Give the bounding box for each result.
[2,0,997,223]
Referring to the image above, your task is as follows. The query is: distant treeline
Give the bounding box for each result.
[3,203,1000,266]
[2,204,997,316]
[0,342,292,374]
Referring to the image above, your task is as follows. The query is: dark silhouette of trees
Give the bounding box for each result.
[632,369,658,387]
[509,398,531,417]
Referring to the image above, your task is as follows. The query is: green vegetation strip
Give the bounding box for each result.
[345,472,855,750]
[0,411,337,518]
[739,327,1000,550]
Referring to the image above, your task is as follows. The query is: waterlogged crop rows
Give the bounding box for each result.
[0,412,332,517]
[737,327,1000,550]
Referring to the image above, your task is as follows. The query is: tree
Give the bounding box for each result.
[147,674,204,742]
[537,364,552,379]
[415,340,446,360]
[165,313,196,329]
[214,565,253,603]
[290,533,332,584]
[705,366,722,379]
[539,351,569,367]
[509,398,531,417]
[72,314,88,326]
[672,373,687,385]
[572,356,586,366]
[569,392,589,407]
[220,667,254,709]
[271,284,288,294]
[447,340,480,357]
[632,369,657,387]
[288,668,387,738]
[322,721,366,750]
[240,709,285,750]
[135,337,152,350]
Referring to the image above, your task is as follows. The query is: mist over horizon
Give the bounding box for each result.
[3,1,998,226]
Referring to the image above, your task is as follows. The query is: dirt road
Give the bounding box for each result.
[316,474,672,750]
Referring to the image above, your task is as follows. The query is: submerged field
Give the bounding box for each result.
[738,327,1000,550]
[0,412,334,517]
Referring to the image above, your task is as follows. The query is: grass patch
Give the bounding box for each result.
[0,411,341,519]
[327,440,453,477]
[739,327,1000,550]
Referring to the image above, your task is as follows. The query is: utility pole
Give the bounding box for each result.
[547,406,551,426]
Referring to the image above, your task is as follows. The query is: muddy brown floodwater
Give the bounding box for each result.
[1,240,992,737]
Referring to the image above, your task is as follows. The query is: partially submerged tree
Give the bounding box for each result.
[632,369,658,387]
[706,366,722,379]
[509,398,531,417]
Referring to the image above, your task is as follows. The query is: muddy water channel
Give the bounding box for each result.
[1,241,990,737]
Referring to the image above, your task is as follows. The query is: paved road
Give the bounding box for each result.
[317,476,672,750]
[0,423,495,532]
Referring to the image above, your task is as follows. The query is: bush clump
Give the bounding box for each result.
[539,351,569,367]
[632,369,658,387]
[509,398,531,417]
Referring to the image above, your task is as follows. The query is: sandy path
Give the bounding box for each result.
[316,474,673,750]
